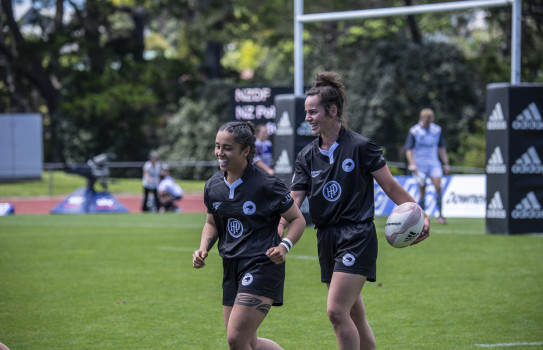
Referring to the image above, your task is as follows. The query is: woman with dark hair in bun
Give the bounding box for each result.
[280,72,430,349]
[193,121,306,349]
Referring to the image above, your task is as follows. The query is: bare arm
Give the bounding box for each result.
[266,203,306,264]
[192,213,218,268]
[254,160,274,175]
[277,190,306,234]
[372,165,430,244]
[438,147,450,175]
[373,165,417,204]
[405,149,417,172]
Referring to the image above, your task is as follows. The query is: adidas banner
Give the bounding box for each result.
[273,95,317,225]
[485,83,543,234]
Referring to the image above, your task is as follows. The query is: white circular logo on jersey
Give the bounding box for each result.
[342,253,355,266]
[243,201,256,215]
[323,181,342,202]
[342,158,355,172]
[227,218,244,238]
[242,273,253,286]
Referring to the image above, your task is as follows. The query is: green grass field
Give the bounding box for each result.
[1,214,542,350]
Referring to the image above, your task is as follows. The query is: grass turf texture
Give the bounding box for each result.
[1,215,542,349]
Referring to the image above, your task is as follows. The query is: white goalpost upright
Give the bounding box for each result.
[293,0,522,96]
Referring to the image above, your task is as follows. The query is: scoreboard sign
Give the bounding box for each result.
[231,86,293,134]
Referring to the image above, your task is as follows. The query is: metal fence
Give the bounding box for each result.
[35,160,483,197]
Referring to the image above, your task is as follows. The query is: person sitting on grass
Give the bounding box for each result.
[157,165,183,213]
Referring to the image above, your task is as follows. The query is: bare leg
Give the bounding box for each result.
[223,293,283,350]
[327,272,376,350]
[418,185,426,211]
[431,177,446,224]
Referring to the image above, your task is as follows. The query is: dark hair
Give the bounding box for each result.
[218,121,256,163]
[306,71,349,127]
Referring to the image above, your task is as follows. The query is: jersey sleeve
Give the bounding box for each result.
[253,144,264,163]
[203,182,213,214]
[291,150,310,192]
[267,178,294,215]
[404,129,416,150]
[365,139,387,173]
[438,132,446,148]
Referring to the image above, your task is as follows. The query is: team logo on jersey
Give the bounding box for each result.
[243,201,256,215]
[323,181,342,202]
[342,253,355,266]
[342,158,355,172]
[227,218,244,238]
[311,170,322,178]
[242,273,254,286]
[281,194,292,205]
[212,202,222,210]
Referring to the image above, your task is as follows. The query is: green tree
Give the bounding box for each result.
[157,80,233,180]
[344,40,482,163]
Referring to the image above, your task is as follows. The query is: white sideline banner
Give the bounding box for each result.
[374,175,486,218]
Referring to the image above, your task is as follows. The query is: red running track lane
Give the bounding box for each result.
[0,194,206,215]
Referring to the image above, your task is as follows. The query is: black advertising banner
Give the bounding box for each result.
[485,83,543,234]
[231,86,293,133]
[273,94,316,225]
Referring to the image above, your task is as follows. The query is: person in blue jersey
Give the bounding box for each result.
[192,121,306,350]
[405,108,450,225]
[253,123,275,175]
[279,72,430,350]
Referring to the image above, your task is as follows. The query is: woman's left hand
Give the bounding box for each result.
[265,245,287,264]
[411,211,430,245]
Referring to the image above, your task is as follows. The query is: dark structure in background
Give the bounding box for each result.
[485,83,543,234]
[273,95,316,225]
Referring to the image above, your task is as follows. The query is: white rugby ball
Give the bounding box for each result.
[385,202,424,248]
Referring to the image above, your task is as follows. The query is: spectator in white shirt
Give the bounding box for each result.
[157,165,183,212]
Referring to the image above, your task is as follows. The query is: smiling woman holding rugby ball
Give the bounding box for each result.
[279,71,430,349]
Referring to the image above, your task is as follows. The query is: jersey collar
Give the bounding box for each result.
[222,163,254,199]
[318,126,346,164]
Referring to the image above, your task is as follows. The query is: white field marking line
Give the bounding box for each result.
[474,342,543,348]
[430,230,484,235]
[158,246,318,260]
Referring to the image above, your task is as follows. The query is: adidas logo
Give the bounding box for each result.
[487,191,507,219]
[274,149,293,174]
[511,191,543,219]
[486,146,507,174]
[512,102,543,130]
[511,146,543,174]
[275,111,294,136]
[297,121,313,136]
[486,102,507,130]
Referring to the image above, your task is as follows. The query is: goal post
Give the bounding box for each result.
[293,0,521,96]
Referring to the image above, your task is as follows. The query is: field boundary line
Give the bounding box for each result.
[474,341,543,348]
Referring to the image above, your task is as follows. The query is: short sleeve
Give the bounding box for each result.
[404,131,415,150]
[365,139,387,173]
[438,132,446,148]
[203,183,213,214]
[267,179,294,215]
[291,152,310,192]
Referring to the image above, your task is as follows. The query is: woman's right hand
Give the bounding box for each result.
[192,249,208,268]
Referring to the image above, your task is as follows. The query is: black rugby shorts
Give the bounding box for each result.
[317,221,378,283]
[222,255,285,306]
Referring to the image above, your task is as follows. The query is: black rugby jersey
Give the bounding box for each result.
[204,163,294,259]
[291,127,386,228]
